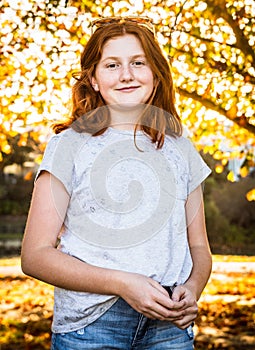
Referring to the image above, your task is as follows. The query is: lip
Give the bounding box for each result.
[116,86,140,92]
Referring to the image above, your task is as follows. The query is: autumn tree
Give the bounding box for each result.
[0,0,254,185]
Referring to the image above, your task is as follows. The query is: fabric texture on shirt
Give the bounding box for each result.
[36,127,211,333]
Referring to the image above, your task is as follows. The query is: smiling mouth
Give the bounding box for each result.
[116,86,140,92]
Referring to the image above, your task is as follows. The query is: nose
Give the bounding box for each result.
[119,64,134,82]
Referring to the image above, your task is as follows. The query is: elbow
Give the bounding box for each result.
[20,244,37,277]
[21,254,40,279]
[21,242,54,280]
[20,251,32,276]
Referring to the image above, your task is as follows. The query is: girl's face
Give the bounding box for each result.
[92,34,155,110]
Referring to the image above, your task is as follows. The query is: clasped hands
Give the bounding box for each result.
[119,273,198,330]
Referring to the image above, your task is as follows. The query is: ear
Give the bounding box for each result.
[91,76,99,91]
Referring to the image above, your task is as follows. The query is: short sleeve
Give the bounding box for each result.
[178,137,211,195]
[35,129,80,195]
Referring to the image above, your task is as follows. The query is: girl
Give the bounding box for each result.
[21,17,212,350]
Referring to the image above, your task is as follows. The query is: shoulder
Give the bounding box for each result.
[45,128,90,156]
[167,136,211,194]
[49,128,88,143]
[164,134,197,155]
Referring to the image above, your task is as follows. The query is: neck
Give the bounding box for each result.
[108,104,146,130]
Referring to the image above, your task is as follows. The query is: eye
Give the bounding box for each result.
[106,62,120,70]
[132,60,146,67]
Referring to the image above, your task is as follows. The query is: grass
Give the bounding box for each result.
[0,255,255,349]
[213,254,255,262]
[0,256,22,266]
[0,233,23,240]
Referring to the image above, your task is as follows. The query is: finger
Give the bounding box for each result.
[171,285,186,302]
[142,308,169,320]
[150,280,171,299]
[140,295,184,320]
[146,281,186,314]
[164,309,186,320]
[153,287,186,310]
[149,283,181,309]
[174,317,195,330]
[142,301,179,320]
[172,310,198,329]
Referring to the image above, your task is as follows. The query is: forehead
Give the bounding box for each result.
[101,34,145,58]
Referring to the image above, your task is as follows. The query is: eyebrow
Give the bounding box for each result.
[101,54,146,62]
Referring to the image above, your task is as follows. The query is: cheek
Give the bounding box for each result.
[140,68,154,84]
[98,76,117,90]
[144,73,155,92]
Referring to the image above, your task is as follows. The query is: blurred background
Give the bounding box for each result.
[1,0,254,256]
[0,0,255,349]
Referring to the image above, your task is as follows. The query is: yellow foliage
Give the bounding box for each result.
[34,154,43,164]
[221,158,228,166]
[239,166,249,178]
[1,255,255,349]
[227,170,235,182]
[226,104,238,120]
[213,150,222,160]
[246,188,255,202]
[18,134,28,147]
[8,130,19,137]
[202,146,211,154]
[1,143,11,154]
[24,171,33,181]
[0,0,254,180]
[215,163,224,173]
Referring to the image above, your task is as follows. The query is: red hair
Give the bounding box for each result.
[53,21,182,148]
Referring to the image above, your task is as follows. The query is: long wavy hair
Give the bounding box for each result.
[53,20,182,148]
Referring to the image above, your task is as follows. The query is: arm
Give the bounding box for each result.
[21,171,125,293]
[21,171,178,319]
[168,185,212,328]
[184,184,212,299]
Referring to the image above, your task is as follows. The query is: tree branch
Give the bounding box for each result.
[205,0,255,65]
[178,88,255,135]
[173,29,237,49]
[171,45,255,83]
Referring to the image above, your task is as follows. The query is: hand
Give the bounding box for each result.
[166,285,198,329]
[118,273,186,320]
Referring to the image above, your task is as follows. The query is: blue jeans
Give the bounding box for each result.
[51,298,194,349]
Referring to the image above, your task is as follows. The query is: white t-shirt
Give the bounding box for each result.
[37,127,211,333]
